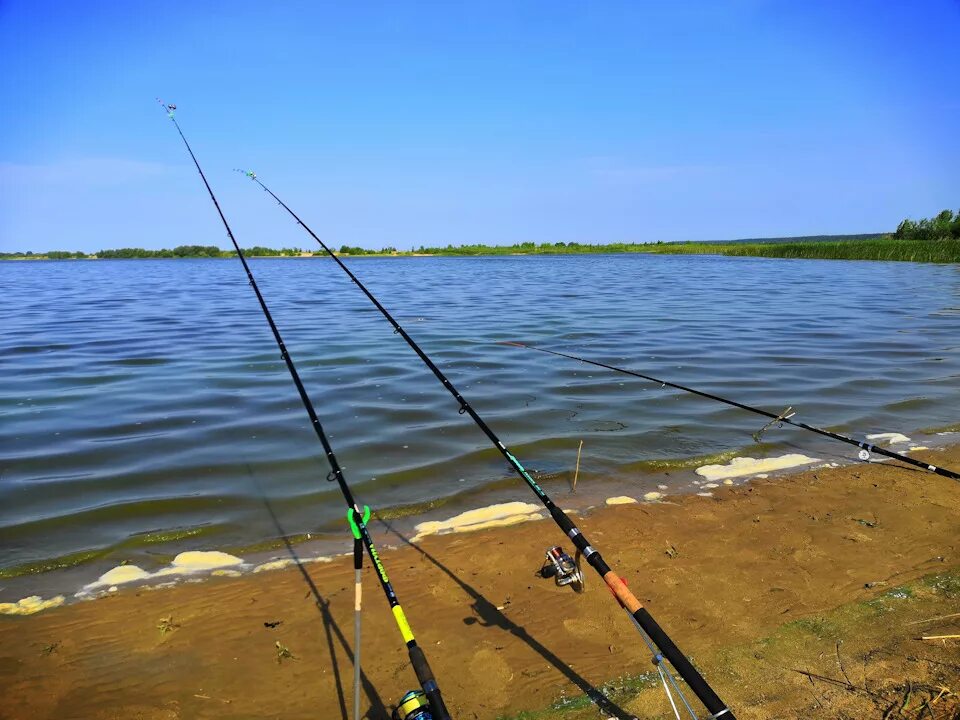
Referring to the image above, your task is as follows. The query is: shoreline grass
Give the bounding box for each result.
[3,235,958,264]
[641,237,960,263]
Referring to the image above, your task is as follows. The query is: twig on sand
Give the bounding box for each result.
[790,668,884,700]
[193,694,232,704]
[919,634,960,641]
[804,674,824,709]
[835,640,853,687]
[572,440,583,493]
[906,613,960,626]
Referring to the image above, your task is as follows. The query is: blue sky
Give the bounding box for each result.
[1,1,958,252]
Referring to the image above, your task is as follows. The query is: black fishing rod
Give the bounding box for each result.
[158,105,452,720]
[241,172,735,720]
[503,342,960,482]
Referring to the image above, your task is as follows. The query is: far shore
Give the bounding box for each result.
[7,209,956,263]
[2,443,958,719]
[4,234,958,263]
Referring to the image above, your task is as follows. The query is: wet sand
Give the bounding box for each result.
[1,445,958,719]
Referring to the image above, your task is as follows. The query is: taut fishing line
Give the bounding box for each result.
[503,342,959,482]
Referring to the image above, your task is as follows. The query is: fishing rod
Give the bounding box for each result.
[503,342,960,482]
[158,104,452,720]
[240,171,736,720]
[352,533,363,720]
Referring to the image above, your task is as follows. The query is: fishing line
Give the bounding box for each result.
[240,171,736,720]
[502,342,960,482]
[158,104,452,720]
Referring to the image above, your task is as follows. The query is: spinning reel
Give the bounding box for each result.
[538,545,584,592]
[392,690,432,720]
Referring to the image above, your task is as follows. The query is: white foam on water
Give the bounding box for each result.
[0,594,66,616]
[411,502,543,542]
[643,491,664,501]
[253,559,296,574]
[95,565,152,586]
[163,551,243,573]
[79,551,246,595]
[606,496,638,505]
[696,454,820,481]
[866,432,911,445]
[252,556,333,574]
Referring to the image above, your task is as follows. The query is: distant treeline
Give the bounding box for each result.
[2,209,956,262]
[410,241,654,255]
[894,209,960,241]
[0,245,307,259]
[98,245,227,258]
[645,208,959,263]
[0,244,399,260]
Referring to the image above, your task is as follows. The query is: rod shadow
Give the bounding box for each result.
[252,472,388,720]
[375,514,638,720]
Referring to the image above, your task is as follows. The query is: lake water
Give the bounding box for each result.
[2,254,959,598]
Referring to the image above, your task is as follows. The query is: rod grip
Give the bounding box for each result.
[632,607,733,719]
[408,644,451,720]
[602,571,642,613]
[353,537,363,570]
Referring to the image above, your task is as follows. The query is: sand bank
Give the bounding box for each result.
[1,444,958,719]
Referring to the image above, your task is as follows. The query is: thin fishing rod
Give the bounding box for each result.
[352,535,362,720]
[241,172,736,720]
[504,342,960,482]
[158,104,451,720]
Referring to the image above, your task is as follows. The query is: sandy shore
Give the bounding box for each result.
[1,445,958,719]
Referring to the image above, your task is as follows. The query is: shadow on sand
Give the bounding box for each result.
[254,474,388,720]
[375,513,638,720]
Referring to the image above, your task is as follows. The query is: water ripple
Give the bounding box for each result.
[1,255,959,592]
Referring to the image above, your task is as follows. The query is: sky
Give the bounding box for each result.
[1,1,958,253]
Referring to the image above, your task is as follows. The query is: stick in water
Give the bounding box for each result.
[572,440,583,493]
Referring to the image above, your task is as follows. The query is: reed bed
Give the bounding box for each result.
[644,237,960,263]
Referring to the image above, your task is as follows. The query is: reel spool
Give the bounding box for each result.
[392,690,432,720]
[539,545,583,591]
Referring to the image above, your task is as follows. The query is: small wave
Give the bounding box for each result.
[0,526,221,579]
[0,548,112,579]
[625,444,777,473]
[921,423,960,434]
[5,343,72,355]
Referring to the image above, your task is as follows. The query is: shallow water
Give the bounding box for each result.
[2,254,959,597]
